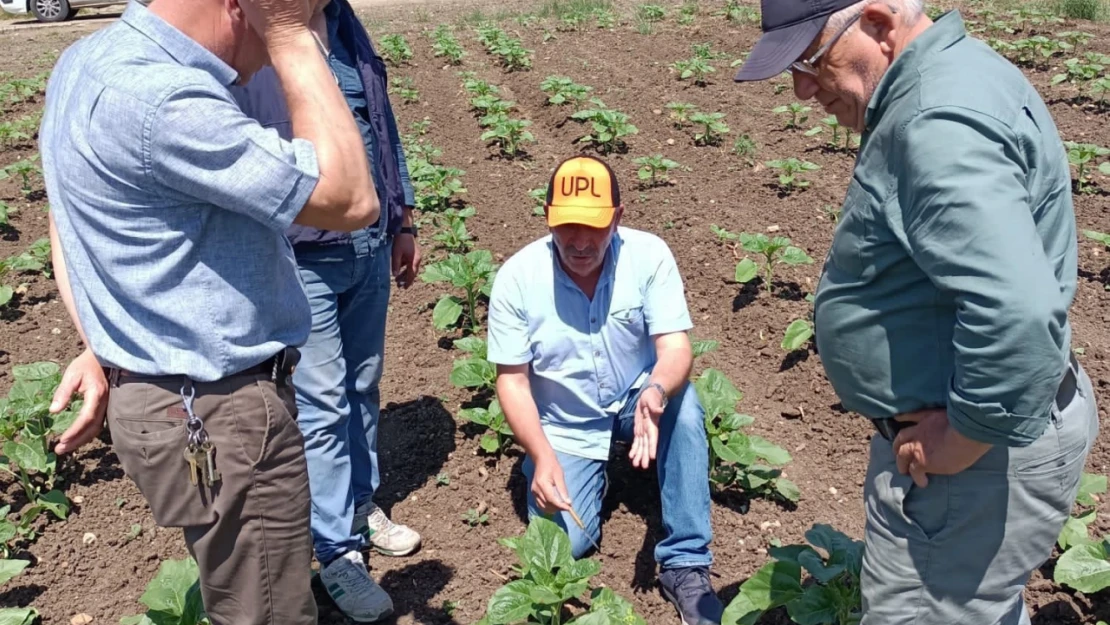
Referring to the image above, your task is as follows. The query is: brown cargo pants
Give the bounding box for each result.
[106,355,317,625]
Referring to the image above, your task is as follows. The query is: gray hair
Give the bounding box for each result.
[825,0,925,33]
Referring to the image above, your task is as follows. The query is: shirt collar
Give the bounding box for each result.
[120,2,239,87]
[864,10,967,131]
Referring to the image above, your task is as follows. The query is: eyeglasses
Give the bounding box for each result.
[790,10,864,77]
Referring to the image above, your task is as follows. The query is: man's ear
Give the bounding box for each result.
[861,2,898,50]
[612,204,624,229]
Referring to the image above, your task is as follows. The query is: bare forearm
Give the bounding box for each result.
[649,339,693,398]
[497,376,556,462]
[268,32,378,229]
[48,213,88,345]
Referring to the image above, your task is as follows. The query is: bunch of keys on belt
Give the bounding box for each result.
[183,441,220,487]
[180,379,221,487]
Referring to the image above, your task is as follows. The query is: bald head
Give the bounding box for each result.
[145,0,271,84]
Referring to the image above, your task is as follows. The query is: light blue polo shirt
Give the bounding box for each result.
[39,3,319,382]
[487,227,693,460]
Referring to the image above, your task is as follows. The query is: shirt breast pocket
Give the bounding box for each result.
[828,179,880,279]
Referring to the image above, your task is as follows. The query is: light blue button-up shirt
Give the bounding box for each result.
[487,227,693,460]
[39,3,319,382]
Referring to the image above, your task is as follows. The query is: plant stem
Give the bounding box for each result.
[467,285,479,335]
[17,467,35,503]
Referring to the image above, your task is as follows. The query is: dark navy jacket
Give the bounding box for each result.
[230,0,414,249]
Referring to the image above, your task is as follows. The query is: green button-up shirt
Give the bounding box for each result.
[813,11,1078,447]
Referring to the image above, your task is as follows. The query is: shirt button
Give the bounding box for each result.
[591,317,597,323]
[594,350,601,357]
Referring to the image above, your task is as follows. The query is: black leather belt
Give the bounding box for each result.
[106,346,300,388]
[872,353,1080,441]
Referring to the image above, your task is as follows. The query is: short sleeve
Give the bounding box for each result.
[486,265,533,366]
[643,239,692,336]
[149,84,320,232]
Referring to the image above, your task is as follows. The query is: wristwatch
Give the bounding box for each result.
[645,382,668,409]
[398,226,418,237]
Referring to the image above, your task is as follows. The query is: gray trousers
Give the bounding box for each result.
[861,361,1099,625]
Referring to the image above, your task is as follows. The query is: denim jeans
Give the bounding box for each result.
[291,230,391,565]
[522,379,714,570]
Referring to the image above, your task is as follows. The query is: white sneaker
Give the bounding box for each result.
[353,501,422,557]
[320,551,393,623]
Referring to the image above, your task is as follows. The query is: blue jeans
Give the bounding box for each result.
[522,380,714,570]
[291,231,391,565]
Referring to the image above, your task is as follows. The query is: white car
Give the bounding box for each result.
[0,0,126,22]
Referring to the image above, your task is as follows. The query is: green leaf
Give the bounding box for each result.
[479,434,501,454]
[787,584,840,625]
[487,579,538,624]
[522,516,574,573]
[11,362,58,381]
[459,406,491,426]
[36,489,68,520]
[0,286,12,308]
[588,587,646,625]
[138,557,200,614]
[1055,540,1110,593]
[694,369,743,419]
[806,525,864,577]
[779,246,814,265]
[775,478,801,503]
[782,319,814,352]
[797,549,845,584]
[555,558,601,585]
[450,357,495,390]
[1100,161,1110,176]
[527,583,562,605]
[722,560,803,625]
[3,440,48,474]
[119,615,156,625]
[1052,73,1069,84]
[0,607,38,625]
[0,559,30,586]
[1059,513,1095,551]
[569,612,611,625]
[720,412,755,431]
[735,258,759,283]
[1077,472,1108,507]
[712,436,746,464]
[453,336,487,357]
[748,436,792,465]
[50,408,79,436]
[692,339,719,358]
[804,127,823,136]
[432,295,464,330]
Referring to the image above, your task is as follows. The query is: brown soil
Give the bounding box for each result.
[2,2,1109,624]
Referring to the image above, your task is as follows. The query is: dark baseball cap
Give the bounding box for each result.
[734,0,861,82]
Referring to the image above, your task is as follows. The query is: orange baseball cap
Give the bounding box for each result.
[545,155,621,228]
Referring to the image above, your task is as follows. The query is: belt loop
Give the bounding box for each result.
[107,367,120,388]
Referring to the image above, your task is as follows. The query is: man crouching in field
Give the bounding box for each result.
[487,155,724,625]
[734,1,1099,623]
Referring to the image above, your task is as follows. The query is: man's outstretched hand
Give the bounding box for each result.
[53,348,108,455]
[629,384,665,470]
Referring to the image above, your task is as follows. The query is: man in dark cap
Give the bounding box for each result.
[735,2,1098,624]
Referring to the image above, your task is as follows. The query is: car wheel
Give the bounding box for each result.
[30,0,73,22]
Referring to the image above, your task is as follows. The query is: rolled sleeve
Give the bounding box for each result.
[896,107,1069,446]
[487,268,533,366]
[148,84,320,232]
[643,240,693,336]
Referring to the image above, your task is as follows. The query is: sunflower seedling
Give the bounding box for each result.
[633,155,680,187]
[421,249,498,334]
[665,101,698,127]
[481,117,535,157]
[670,56,715,86]
[695,368,798,502]
[570,105,638,154]
[774,102,812,129]
[432,207,476,252]
[766,158,821,193]
[379,33,414,66]
[805,115,859,149]
[689,112,729,146]
[540,75,593,110]
[1064,141,1110,194]
[733,233,814,294]
[430,24,466,64]
[389,77,420,103]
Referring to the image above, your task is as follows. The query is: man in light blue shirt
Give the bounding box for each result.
[40,0,379,622]
[488,156,724,625]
